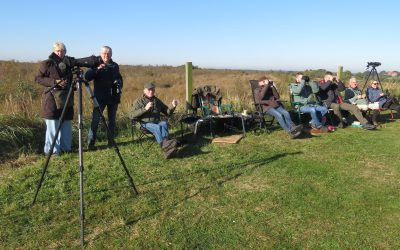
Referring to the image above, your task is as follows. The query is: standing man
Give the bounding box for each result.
[85,46,123,150]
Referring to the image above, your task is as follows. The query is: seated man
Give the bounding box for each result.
[255,76,303,138]
[317,71,375,129]
[129,81,178,158]
[344,77,379,125]
[289,72,329,134]
[367,80,400,118]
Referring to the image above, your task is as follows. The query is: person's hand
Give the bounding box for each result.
[380,93,385,97]
[172,99,178,107]
[55,79,67,88]
[145,101,153,110]
[357,95,362,99]
[97,64,106,70]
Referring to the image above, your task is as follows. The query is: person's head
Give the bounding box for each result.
[143,81,156,98]
[53,42,66,59]
[349,77,358,89]
[258,76,269,86]
[295,72,303,83]
[324,71,334,82]
[100,46,112,64]
[370,80,379,89]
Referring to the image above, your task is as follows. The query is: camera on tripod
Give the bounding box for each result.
[367,62,381,68]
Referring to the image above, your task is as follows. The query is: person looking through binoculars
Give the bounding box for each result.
[317,72,375,130]
[255,76,303,138]
[84,46,123,150]
[289,72,329,134]
[35,41,101,156]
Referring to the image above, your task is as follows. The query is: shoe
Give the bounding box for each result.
[288,130,302,139]
[161,138,177,149]
[338,122,344,128]
[310,128,326,136]
[326,125,335,132]
[163,143,177,159]
[361,124,376,130]
[87,144,97,151]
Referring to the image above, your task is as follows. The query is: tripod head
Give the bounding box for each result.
[366,61,381,69]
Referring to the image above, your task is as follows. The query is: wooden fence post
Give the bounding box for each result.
[185,62,193,113]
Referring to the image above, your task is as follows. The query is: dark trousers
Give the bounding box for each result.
[88,103,118,145]
[330,102,369,124]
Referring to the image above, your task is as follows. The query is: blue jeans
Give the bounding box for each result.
[299,105,328,128]
[143,121,169,144]
[88,103,118,145]
[266,106,294,132]
[44,119,72,154]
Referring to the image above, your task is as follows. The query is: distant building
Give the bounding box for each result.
[386,71,399,77]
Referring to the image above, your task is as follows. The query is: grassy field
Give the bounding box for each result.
[1,61,400,248]
[1,117,399,249]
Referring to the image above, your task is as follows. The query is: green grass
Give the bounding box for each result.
[1,120,400,249]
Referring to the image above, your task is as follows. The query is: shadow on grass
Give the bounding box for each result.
[122,151,303,226]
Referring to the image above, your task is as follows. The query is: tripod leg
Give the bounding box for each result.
[32,85,75,205]
[84,82,139,196]
[77,80,85,247]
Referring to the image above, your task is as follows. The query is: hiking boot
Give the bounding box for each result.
[310,128,326,136]
[163,143,177,159]
[288,129,302,139]
[161,138,177,149]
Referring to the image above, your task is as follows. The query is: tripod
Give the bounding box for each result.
[361,62,384,93]
[32,67,138,247]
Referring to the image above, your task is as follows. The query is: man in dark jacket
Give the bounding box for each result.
[129,82,178,158]
[35,41,100,155]
[317,72,375,129]
[255,76,302,138]
[84,46,123,150]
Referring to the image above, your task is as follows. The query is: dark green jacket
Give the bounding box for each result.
[289,80,319,105]
[129,95,175,123]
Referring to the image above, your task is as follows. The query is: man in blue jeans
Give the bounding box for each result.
[85,46,123,150]
[255,76,303,138]
[289,72,328,135]
[129,82,178,158]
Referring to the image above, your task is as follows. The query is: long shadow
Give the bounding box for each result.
[121,151,303,226]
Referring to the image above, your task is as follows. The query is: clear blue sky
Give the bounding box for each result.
[1,0,399,72]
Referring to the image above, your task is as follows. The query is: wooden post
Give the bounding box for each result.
[185,62,193,113]
[337,65,343,80]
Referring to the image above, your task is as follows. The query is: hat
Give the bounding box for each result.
[144,81,155,89]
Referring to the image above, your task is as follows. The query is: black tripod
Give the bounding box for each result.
[361,62,384,93]
[32,67,138,247]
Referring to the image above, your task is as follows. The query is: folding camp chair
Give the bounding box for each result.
[248,80,276,134]
[131,118,156,149]
[365,88,394,122]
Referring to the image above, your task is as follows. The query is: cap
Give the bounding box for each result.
[144,81,156,89]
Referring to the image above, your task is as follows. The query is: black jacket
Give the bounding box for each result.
[317,80,345,108]
[84,60,123,105]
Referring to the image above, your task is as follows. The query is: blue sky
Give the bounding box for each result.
[1,0,399,72]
